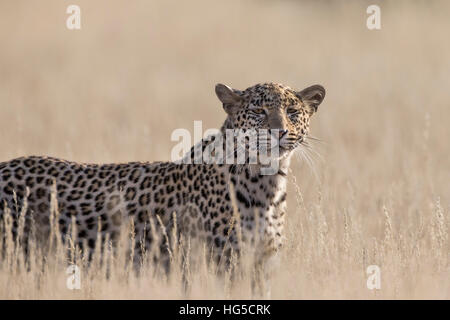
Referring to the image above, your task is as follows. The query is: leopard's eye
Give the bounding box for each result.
[251,108,265,115]
[287,107,298,115]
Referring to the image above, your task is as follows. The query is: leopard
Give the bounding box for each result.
[0,82,325,291]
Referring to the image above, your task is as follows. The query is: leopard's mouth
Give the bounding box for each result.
[250,135,305,159]
[279,136,304,151]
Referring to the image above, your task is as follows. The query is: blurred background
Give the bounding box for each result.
[0,0,448,298]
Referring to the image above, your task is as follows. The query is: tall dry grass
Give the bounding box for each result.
[0,0,449,299]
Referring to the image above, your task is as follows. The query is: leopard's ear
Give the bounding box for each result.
[295,85,325,114]
[215,83,243,115]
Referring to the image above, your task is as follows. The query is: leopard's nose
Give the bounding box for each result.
[279,129,288,138]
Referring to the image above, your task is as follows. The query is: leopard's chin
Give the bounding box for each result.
[277,145,295,159]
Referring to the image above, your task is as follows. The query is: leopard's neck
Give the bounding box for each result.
[184,132,292,250]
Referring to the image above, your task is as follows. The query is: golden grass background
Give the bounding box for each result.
[0,0,449,299]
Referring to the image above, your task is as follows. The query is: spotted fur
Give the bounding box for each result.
[0,82,325,272]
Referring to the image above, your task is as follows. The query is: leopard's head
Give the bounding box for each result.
[215,82,325,158]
